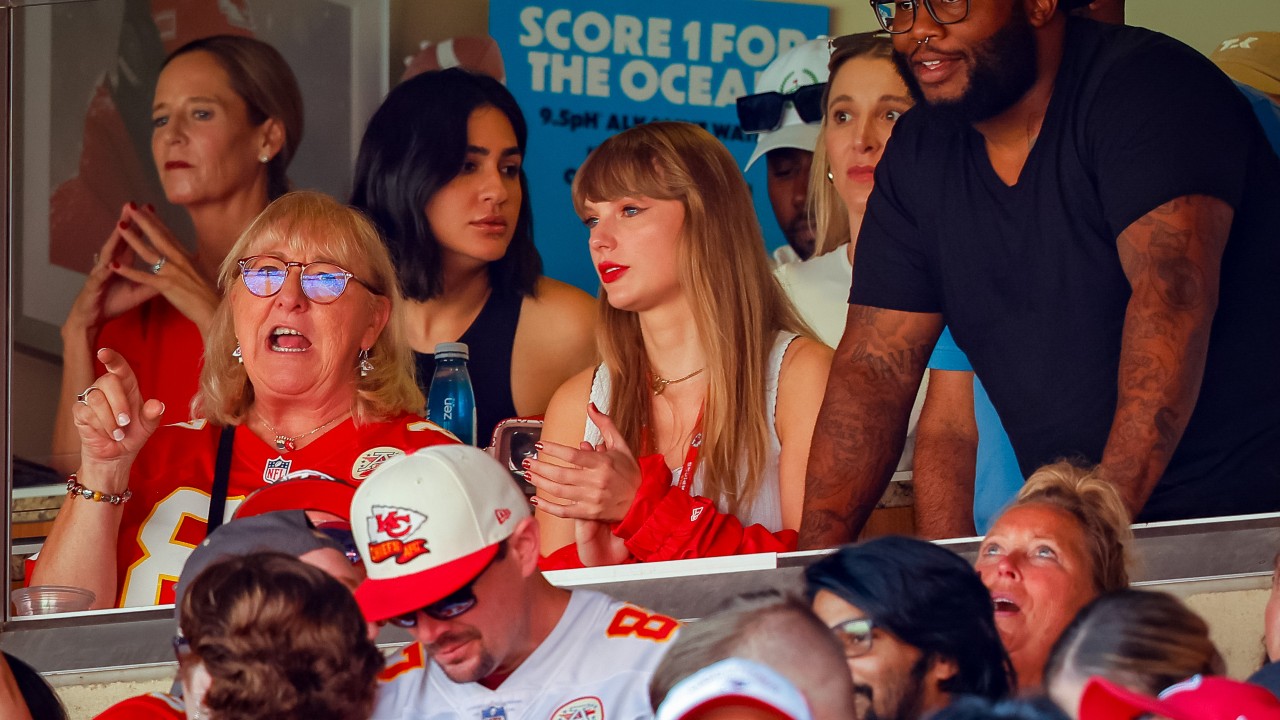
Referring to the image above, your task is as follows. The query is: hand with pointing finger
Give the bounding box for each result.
[72,348,167,488]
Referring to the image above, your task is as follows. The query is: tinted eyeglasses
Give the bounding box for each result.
[736,83,827,133]
[388,546,504,627]
[237,255,382,304]
[830,617,876,658]
[871,0,970,34]
[314,521,361,566]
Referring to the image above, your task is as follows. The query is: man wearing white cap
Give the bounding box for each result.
[737,38,831,264]
[354,445,678,719]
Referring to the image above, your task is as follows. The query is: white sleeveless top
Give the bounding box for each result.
[584,332,798,532]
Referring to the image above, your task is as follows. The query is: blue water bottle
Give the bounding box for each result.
[426,342,477,446]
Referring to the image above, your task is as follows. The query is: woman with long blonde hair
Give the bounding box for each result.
[529,122,831,567]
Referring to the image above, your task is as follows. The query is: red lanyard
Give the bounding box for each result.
[640,406,704,493]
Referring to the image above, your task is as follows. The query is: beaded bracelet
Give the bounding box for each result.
[66,474,133,505]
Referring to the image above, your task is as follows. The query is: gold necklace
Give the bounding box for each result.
[256,412,348,452]
[651,367,704,396]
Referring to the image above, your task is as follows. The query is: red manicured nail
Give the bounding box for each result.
[127,201,137,210]
[534,441,544,451]
[145,203,155,212]
[522,458,532,470]
[110,261,120,270]
[529,496,540,506]
[118,220,129,230]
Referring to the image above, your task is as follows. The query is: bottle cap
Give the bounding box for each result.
[434,342,469,360]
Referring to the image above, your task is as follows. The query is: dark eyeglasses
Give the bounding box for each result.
[830,617,876,658]
[870,0,970,34]
[736,83,827,134]
[314,521,362,566]
[388,548,503,627]
[237,255,382,304]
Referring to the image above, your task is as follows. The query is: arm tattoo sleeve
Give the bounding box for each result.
[800,305,942,548]
[1103,194,1231,514]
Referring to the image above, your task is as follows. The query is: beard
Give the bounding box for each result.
[428,630,501,685]
[893,3,1039,125]
[853,655,932,720]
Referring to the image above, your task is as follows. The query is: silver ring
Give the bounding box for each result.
[76,386,102,405]
[151,255,167,275]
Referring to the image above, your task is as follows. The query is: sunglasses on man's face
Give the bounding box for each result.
[388,548,503,628]
[237,255,382,304]
[736,83,827,133]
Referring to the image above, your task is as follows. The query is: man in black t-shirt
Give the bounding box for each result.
[800,0,1280,548]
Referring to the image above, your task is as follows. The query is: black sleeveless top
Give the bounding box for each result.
[414,288,522,447]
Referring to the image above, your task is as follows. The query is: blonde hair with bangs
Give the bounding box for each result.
[809,34,900,257]
[196,191,423,426]
[571,122,812,517]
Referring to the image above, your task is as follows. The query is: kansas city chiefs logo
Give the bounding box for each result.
[552,697,603,720]
[366,505,430,564]
[352,446,405,480]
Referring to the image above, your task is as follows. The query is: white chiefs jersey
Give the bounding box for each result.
[373,590,678,720]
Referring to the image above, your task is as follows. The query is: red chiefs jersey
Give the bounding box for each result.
[96,298,204,422]
[116,412,455,607]
[94,692,185,719]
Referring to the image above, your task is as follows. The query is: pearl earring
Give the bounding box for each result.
[258,153,269,164]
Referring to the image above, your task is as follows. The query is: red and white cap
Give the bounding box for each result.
[1080,675,1280,720]
[350,445,529,622]
[234,472,359,521]
[656,658,813,720]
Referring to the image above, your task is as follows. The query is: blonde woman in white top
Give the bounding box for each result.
[529,122,831,568]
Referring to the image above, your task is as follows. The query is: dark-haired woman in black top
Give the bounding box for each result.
[351,69,595,442]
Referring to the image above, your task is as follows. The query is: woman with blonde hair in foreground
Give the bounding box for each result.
[33,192,455,608]
[977,461,1134,691]
[531,121,831,567]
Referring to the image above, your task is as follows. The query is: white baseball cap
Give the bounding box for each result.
[656,658,814,720]
[350,445,530,622]
[743,38,831,171]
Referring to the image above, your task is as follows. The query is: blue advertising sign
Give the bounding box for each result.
[490,0,829,292]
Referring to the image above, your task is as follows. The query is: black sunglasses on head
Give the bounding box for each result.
[736,83,828,134]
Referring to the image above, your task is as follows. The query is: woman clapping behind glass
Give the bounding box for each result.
[532,122,831,567]
[32,192,455,609]
[51,36,303,474]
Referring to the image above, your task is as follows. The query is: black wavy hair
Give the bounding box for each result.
[350,68,541,301]
[805,535,1015,699]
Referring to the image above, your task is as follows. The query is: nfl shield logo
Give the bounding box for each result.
[263,457,291,484]
[481,707,507,720]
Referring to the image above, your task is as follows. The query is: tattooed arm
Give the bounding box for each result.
[1102,194,1231,515]
[800,305,944,548]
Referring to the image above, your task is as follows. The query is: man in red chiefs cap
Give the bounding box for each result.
[354,445,677,719]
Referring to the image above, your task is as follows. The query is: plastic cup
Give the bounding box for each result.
[10,585,96,616]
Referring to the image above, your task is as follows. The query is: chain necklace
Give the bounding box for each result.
[650,367,705,396]
[256,412,348,452]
